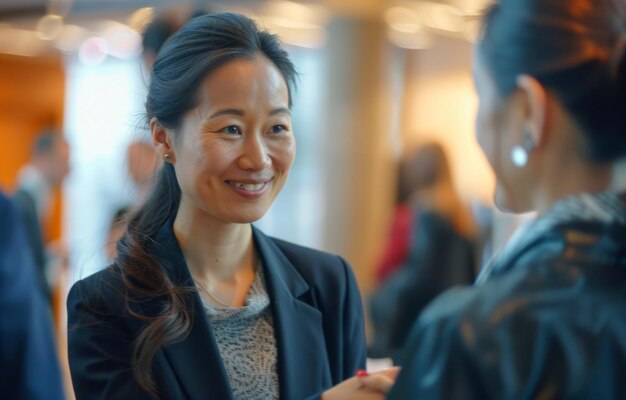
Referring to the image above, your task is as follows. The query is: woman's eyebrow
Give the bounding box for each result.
[208,107,290,119]
[270,107,291,116]
[209,108,245,118]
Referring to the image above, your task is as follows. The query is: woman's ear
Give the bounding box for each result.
[150,117,176,163]
[516,75,550,149]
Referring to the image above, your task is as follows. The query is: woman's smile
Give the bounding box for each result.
[226,178,273,199]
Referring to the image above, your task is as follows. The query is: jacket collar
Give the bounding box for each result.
[252,225,332,398]
[149,221,329,400]
[477,191,626,284]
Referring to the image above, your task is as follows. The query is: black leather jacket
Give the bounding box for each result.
[389,208,626,399]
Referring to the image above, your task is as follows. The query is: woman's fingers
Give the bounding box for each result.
[320,367,401,400]
[321,376,387,400]
[358,367,401,393]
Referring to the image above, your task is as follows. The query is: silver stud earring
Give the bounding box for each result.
[511,129,534,168]
[164,153,170,162]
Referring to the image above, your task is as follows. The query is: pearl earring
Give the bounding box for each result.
[511,129,534,168]
[164,153,171,162]
[511,145,528,168]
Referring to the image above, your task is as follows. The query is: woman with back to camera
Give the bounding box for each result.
[67,13,385,400]
[330,0,626,398]
[385,0,626,397]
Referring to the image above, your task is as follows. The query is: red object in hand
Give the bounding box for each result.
[355,369,370,378]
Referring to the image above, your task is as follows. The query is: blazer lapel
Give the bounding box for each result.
[151,222,234,400]
[253,226,332,399]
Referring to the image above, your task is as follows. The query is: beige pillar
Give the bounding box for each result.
[320,17,401,294]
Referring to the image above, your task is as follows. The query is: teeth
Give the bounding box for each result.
[232,182,265,191]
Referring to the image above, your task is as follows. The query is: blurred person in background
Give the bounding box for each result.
[374,142,475,284]
[141,9,210,73]
[372,153,415,285]
[368,142,477,359]
[67,13,376,400]
[124,12,177,204]
[141,14,178,72]
[0,191,64,399]
[124,139,160,206]
[386,0,626,397]
[14,130,70,305]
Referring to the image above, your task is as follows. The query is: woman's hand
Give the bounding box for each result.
[320,367,400,400]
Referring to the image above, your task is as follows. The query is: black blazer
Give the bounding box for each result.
[389,203,626,399]
[67,222,366,400]
[0,192,64,399]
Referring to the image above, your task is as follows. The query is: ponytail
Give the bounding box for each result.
[114,163,193,395]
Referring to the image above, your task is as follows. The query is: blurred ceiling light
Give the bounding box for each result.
[95,20,130,33]
[386,0,487,44]
[386,25,432,50]
[101,23,142,59]
[264,1,327,28]
[391,23,423,34]
[129,7,155,33]
[0,27,45,57]
[266,17,319,30]
[261,1,328,48]
[37,14,64,41]
[462,18,481,43]
[54,24,88,53]
[448,0,490,16]
[417,1,464,33]
[266,24,327,48]
[384,6,422,34]
[78,37,108,65]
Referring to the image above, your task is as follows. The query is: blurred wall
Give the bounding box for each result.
[401,35,495,204]
[0,53,65,241]
[321,17,398,293]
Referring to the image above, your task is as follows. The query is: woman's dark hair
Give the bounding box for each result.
[479,0,626,162]
[109,205,130,230]
[115,13,297,395]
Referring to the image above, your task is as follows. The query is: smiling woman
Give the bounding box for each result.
[156,55,296,225]
[66,13,366,400]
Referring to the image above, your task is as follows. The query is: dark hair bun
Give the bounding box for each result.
[479,0,626,162]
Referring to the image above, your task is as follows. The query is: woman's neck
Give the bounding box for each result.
[173,203,254,282]
[533,158,616,214]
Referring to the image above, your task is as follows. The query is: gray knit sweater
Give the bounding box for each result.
[200,267,279,400]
